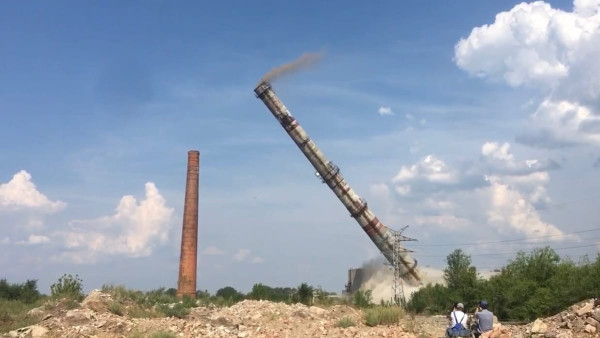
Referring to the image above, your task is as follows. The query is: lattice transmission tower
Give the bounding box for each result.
[387,225,416,307]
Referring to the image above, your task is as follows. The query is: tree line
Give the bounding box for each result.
[407,247,600,321]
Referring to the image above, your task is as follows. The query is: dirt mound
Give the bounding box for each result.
[3,292,418,337]
[505,298,600,337]
[81,289,113,313]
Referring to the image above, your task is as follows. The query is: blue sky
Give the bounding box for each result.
[2,0,599,296]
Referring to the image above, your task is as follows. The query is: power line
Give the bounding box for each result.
[413,244,599,258]
[410,227,600,247]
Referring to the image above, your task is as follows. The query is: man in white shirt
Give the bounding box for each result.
[446,303,469,337]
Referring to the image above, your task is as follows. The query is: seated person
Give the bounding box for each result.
[446,303,469,337]
[473,300,494,338]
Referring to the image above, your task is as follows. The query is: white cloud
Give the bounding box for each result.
[455,0,600,148]
[377,106,394,116]
[231,248,263,263]
[414,214,471,230]
[480,141,560,174]
[55,182,173,262]
[455,2,572,88]
[370,183,390,198]
[405,113,414,120]
[519,100,600,147]
[0,237,9,245]
[393,155,458,185]
[250,256,264,264]
[381,142,563,239]
[201,246,226,256]
[482,142,514,161]
[0,170,65,212]
[16,234,50,245]
[486,177,563,238]
[233,249,251,261]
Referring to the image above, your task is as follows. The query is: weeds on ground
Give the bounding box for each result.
[107,301,123,316]
[0,299,45,333]
[402,314,419,333]
[127,306,162,318]
[180,294,197,308]
[102,285,178,307]
[103,285,201,319]
[128,331,176,338]
[157,303,190,319]
[364,306,405,327]
[148,330,176,338]
[50,274,84,301]
[102,284,145,304]
[354,289,373,308]
[336,316,356,328]
[197,295,236,308]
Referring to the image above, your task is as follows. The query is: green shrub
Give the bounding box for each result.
[364,306,404,326]
[145,287,177,306]
[157,303,189,318]
[180,294,197,308]
[108,301,123,316]
[296,283,313,305]
[0,299,46,333]
[336,316,355,328]
[215,286,244,302]
[354,289,373,308]
[0,279,41,304]
[314,287,334,306]
[50,274,83,300]
[102,284,145,304]
[128,331,175,338]
[127,306,162,318]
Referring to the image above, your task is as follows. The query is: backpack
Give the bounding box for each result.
[449,312,472,337]
[453,312,465,330]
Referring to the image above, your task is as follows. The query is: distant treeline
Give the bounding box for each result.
[407,247,600,321]
[0,276,333,308]
[0,279,41,303]
[202,282,335,306]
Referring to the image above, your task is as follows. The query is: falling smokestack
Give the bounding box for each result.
[254,82,420,284]
[177,150,200,298]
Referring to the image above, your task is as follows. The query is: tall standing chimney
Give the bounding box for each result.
[177,150,200,298]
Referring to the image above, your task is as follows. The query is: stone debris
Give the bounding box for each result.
[505,299,600,337]
[531,318,548,334]
[4,293,600,338]
[7,325,48,338]
[3,293,419,338]
[583,324,596,334]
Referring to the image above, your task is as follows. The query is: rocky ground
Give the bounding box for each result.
[2,290,421,337]
[2,291,599,338]
[502,299,600,338]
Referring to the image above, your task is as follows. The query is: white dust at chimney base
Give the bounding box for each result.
[358,259,445,304]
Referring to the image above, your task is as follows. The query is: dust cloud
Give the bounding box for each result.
[358,258,445,304]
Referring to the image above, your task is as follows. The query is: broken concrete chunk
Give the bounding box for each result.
[584,324,596,333]
[531,318,548,333]
[576,303,593,316]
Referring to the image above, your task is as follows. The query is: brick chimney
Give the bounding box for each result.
[177,150,199,298]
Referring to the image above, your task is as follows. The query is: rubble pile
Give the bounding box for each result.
[2,291,418,337]
[507,299,600,338]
